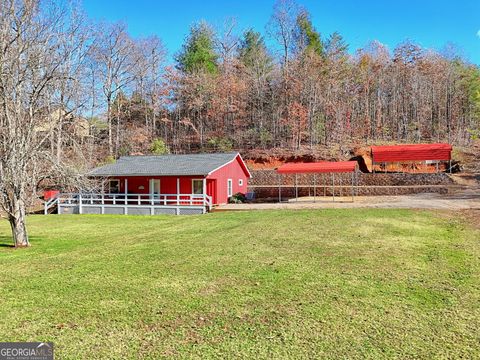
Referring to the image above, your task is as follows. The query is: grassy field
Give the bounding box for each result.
[0,209,479,359]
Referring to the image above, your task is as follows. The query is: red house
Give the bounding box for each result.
[46,152,251,215]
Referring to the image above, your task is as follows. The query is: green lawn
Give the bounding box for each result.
[0,210,479,359]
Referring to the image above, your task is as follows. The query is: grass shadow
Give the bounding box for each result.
[0,236,15,248]
[0,243,15,248]
[0,235,44,248]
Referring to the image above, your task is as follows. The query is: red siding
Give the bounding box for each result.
[115,176,205,195]
[207,155,250,204]
[108,154,250,206]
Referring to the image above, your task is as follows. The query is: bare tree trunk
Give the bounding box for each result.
[107,98,113,155]
[56,121,63,163]
[9,196,29,247]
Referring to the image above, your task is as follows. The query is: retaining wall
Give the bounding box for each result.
[249,170,453,198]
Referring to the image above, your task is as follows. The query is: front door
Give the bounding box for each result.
[149,179,160,199]
[206,179,217,205]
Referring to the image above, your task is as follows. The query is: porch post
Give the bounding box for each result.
[176,178,180,206]
[125,178,128,205]
[150,179,154,205]
[202,178,207,210]
[313,174,316,203]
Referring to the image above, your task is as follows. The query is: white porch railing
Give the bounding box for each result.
[44,193,212,215]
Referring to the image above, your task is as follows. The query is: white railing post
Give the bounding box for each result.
[47,192,216,216]
[78,193,83,214]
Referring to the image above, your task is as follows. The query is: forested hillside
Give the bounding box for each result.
[11,0,480,166]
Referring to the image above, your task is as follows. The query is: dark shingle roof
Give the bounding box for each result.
[89,152,241,177]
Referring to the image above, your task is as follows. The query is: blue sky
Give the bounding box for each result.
[83,0,480,65]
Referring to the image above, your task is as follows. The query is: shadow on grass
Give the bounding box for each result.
[0,236,43,249]
[0,235,13,247]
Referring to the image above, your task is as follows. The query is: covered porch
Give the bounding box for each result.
[45,176,213,215]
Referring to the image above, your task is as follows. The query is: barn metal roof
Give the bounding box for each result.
[89,152,245,177]
[371,143,452,163]
[276,161,358,174]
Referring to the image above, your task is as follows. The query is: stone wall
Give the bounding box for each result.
[250,170,454,186]
[249,170,453,199]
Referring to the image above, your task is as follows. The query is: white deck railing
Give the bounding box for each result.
[45,192,212,215]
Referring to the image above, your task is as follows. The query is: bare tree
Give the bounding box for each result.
[267,0,301,71]
[132,36,166,134]
[0,0,88,247]
[215,17,239,71]
[90,22,137,156]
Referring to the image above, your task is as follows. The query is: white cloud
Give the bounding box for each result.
[477,30,480,38]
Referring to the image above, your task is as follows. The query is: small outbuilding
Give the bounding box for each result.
[370,143,452,172]
[276,161,359,202]
[45,152,251,215]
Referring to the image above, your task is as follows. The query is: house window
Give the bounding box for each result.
[108,179,120,194]
[239,179,243,186]
[227,179,233,197]
[192,179,203,194]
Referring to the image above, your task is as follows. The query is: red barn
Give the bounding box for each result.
[44,152,252,216]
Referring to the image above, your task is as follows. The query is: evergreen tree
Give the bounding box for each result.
[294,11,324,57]
[238,29,273,70]
[176,22,218,74]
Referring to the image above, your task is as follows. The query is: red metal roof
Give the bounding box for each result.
[277,161,357,174]
[371,143,452,163]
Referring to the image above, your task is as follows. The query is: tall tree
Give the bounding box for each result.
[215,17,239,71]
[294,10,324,57]
[90,22,137,156]
[267,0,301,71]
[176,21,218,74]
[132,36,166,133]
[0,0,88,246]
[238,30,274,146]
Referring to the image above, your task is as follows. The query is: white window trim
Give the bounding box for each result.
[108,179,120,194]
[239,179,243,186]
[227,178,233,197]
[192,179,204,194]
